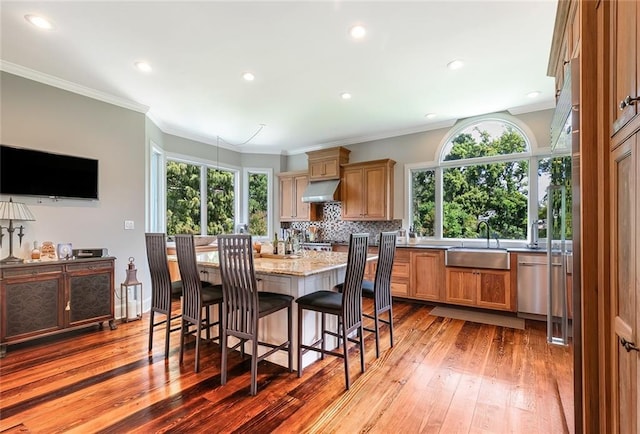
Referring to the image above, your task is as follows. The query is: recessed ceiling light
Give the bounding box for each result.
[341,92,352,100]
[527,91,541,98]
[135,61,152,73]
[447,59,464,70]
[350,25,366,39]
[242,72,255,81]
[425,113,437,119]
[25,14,53,30]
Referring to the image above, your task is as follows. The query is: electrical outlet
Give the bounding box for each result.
[124,220,135,230]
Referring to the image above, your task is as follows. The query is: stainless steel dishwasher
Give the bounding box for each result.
[517,254,564,316]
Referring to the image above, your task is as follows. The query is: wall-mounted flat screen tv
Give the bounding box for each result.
[0,145,99,200]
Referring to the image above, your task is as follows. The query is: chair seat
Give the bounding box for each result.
[171,280,214,297]
[295,290,342,315]
[258,292,294,316]
[202,284,224,304]
[334,279,374,298]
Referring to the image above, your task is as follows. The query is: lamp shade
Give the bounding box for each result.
[0,198,35,221]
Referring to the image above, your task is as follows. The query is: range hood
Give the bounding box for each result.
[301,179,340,203]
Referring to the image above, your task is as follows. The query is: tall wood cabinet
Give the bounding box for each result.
[341,159,395,221]
[609,1,640,432]
[0,258,116,356]
[278,171,319,222]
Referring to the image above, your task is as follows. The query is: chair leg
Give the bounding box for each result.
[194,318,202,373]
[250,338,259,396]
[297,306,303,378]
[221,328,228,385]
[388,306,394,349]
[359,325,365,373]
[179,319,186,365]
[148,310,155,352]
[320,313,326,360]
[342,317,350,390]
[373,306,381,359]
[164,311,172,359]
[287,304,293,372]
[205,305,211,340]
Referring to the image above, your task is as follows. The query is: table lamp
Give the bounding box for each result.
[0,198,36,264]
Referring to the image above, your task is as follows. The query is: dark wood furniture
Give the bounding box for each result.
[0,257,116,357]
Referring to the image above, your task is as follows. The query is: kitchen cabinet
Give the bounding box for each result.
[389,249,410,298]
[341,159,395,221]
[278,171,319,222]
[0,258,116,356]
[611,0,639,136]
[306,146,350,181]
[410,250,445,301]
[445,267,513,311]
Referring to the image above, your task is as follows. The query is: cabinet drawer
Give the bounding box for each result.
[392,262,410,279]
[2,264,63,278]
[66,261,113,273]
[391,281,409,297]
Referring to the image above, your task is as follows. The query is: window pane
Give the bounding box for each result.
[207,168,234,235]
[411,169,436,236]
[442,122,528,161]
[443,160,529,239]
[166,161,201,235]
[537,156,572,240]
[248,172,268,236]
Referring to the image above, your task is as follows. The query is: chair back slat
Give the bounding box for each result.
[145,233,173,313]
[218,234,259,336]
[174,234,202,323]
[341,233,369,330]
[374,232,397,311]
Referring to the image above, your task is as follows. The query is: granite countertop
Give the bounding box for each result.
[169,250,377,278]
[332,240,551,253]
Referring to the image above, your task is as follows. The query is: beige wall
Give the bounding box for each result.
[1,72,147,317]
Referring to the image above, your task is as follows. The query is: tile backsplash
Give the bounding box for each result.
[286,202,402,242]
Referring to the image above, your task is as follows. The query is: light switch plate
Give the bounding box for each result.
[124,220,135,230]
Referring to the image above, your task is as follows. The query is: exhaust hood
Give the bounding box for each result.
[301,179,340,203]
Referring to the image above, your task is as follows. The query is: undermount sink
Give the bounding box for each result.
[445,247,510,270]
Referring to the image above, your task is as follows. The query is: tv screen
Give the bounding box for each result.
[0,145,99,200]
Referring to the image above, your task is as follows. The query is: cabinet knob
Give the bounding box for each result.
[65,301,71,311]
[619,95,640,110]
[620,337,640,353]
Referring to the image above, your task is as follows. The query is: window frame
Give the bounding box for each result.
[405,114,569,246]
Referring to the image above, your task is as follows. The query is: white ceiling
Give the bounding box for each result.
[0,1,558,155]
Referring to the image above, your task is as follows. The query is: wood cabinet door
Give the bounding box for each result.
[341,168,364,219]
[294,175,310,220]
[476,269,511,311]
[611,135,639,434]
[411,251,444,301]
[445,268,476,306]
[611,0,638,134]
[279,176,294,220]
[362,165,386,219]
[309,158,340,180]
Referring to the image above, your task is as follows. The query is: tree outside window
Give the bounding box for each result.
[411,169,436,236]
[247,172,268,236]
[207,168,235,235]
[442,124,529,240]
[166,161,201,235]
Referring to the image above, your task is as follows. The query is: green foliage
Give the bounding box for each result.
[537,156,572,239]
[166,161,201,235]
[442,125,529,240]
[206,168,235,235]
[411,170,436,236]
[248,173,268,236]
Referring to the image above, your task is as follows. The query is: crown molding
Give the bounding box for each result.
[0,60,149,113]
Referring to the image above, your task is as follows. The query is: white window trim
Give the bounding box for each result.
[147,140,166,232]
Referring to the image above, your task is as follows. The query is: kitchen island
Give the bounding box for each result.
[170,250,375,369]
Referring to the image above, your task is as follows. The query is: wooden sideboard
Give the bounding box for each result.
[0,257,116,357]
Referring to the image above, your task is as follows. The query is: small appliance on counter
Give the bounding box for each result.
[397,229,407,244]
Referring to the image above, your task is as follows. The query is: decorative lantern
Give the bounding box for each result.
[120,256,142,322]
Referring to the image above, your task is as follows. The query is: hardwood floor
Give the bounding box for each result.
[0,300,573,433]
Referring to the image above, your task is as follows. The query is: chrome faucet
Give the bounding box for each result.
[476,220,491,248]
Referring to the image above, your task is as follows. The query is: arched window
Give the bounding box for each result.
[408,114,569,244]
